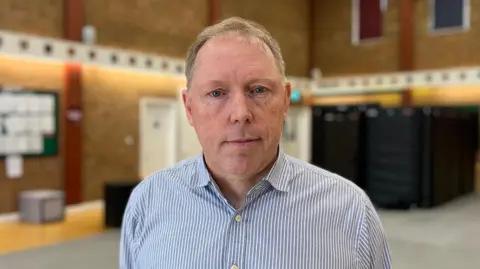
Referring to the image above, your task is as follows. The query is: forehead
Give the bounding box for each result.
[192,34,281,85]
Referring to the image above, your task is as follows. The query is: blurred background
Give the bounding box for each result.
[0,0,479,268]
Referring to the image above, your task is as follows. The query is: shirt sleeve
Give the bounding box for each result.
[357,195,392,269]
[119,187,142,269]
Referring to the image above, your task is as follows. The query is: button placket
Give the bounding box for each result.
[226,210,247,269]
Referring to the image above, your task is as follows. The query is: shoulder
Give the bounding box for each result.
[282,154,375,225]
[124,155,201,218]
[284,155,381,233]
[284,154,368,203]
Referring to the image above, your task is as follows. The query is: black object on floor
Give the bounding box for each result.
[364,107,423,209]
[423,107,478,207]
[364,106,478,209]
[104,181,138,228]
[311,104,377,189]
[458,109,479,195]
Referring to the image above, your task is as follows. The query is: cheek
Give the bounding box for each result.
[190,105,221,139]
[190,101,216,122]
[255,100,286,135]
[261,98,287,121]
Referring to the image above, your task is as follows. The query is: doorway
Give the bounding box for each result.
[281,107,311,162]
[281,109,300,158]
[139,97,178,178]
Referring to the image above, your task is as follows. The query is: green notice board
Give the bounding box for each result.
[457,106,479,113]
[0,90,59,158]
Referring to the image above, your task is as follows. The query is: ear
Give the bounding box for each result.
[283,82,291,117]
[181,88,195,126]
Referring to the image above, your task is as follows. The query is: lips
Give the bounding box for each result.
[229,138,259,143]
[225,138,261,146]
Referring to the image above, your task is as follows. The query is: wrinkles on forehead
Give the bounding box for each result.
[189,33,281,94]
[189,32,283,90]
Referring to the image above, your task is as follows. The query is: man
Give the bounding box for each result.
[120,17,391,269]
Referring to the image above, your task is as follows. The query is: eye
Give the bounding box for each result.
[209,90,222,98]
[253,86,266,94]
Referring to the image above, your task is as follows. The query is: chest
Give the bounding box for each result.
[135,194,359,269]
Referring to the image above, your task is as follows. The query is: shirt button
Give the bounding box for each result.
[231,265,239,269]
[234,214,242,222]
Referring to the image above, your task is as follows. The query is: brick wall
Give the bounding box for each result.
[84,0,208,59]
[222,0,311,76]
[0,0,63,37]
[313,0,400,76]
[414,0,480,70]
[314,0,480,75]
[0,0,311,75]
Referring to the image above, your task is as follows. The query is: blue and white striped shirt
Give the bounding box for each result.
[120,149,391,269]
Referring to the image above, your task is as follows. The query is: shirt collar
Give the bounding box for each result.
[192,146,293,192]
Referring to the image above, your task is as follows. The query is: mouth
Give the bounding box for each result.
[225,138,261,146]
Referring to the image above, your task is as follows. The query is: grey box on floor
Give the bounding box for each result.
[18,189,65,224]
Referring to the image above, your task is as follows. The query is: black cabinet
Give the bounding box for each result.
[311,105,376,189]
[104,181,138,228]
[311,104,478,210]
[364,108,423,209]
[364,107,478,209]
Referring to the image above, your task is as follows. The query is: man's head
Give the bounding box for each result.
[182,17,291,179]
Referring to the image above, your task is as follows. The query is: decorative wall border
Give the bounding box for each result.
[1,30,479,96]
[0,30,185,77]
[313,67,480,96]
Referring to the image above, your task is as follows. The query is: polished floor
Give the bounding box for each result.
[0,204,104,255]
[382,194,480,268]
[0,196,479,269]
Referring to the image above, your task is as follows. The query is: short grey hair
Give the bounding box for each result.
[184,17,286,89]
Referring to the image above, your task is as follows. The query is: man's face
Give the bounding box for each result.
[182,34,291,176]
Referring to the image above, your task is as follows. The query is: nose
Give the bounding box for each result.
[229,92,253,124]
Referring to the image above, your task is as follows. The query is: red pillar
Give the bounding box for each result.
[209,0,221,25]
[63,0,84,204]
[64,64,83,204]
[399,0,414,106]
[307,0,316,76]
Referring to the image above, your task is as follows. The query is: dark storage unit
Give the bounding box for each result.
[364,107,478,209]
[311,105,376,189]
[423,107,478,207]
[427,108,460,206]
[459,109,479,195]
[364,107,423,209]
[104,181,138,228]
[311,103,478,210]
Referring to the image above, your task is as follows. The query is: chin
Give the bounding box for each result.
[228,162,260,176]
[234,153,276,173]
[224,153,259,170]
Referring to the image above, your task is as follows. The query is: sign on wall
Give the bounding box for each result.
[0,89,59,158]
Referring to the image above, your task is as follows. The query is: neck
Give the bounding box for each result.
[204,147,279,209]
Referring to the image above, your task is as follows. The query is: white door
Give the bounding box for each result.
[176,89,203,159]
[139,97,178,178]
[281,107,312,162]
[281,110,300,158]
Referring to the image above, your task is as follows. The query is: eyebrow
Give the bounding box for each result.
[197,77,278,90]
[245,78,277,86]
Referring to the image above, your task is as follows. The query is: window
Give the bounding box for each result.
[352,0,387,44]
[431,0,470,32]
